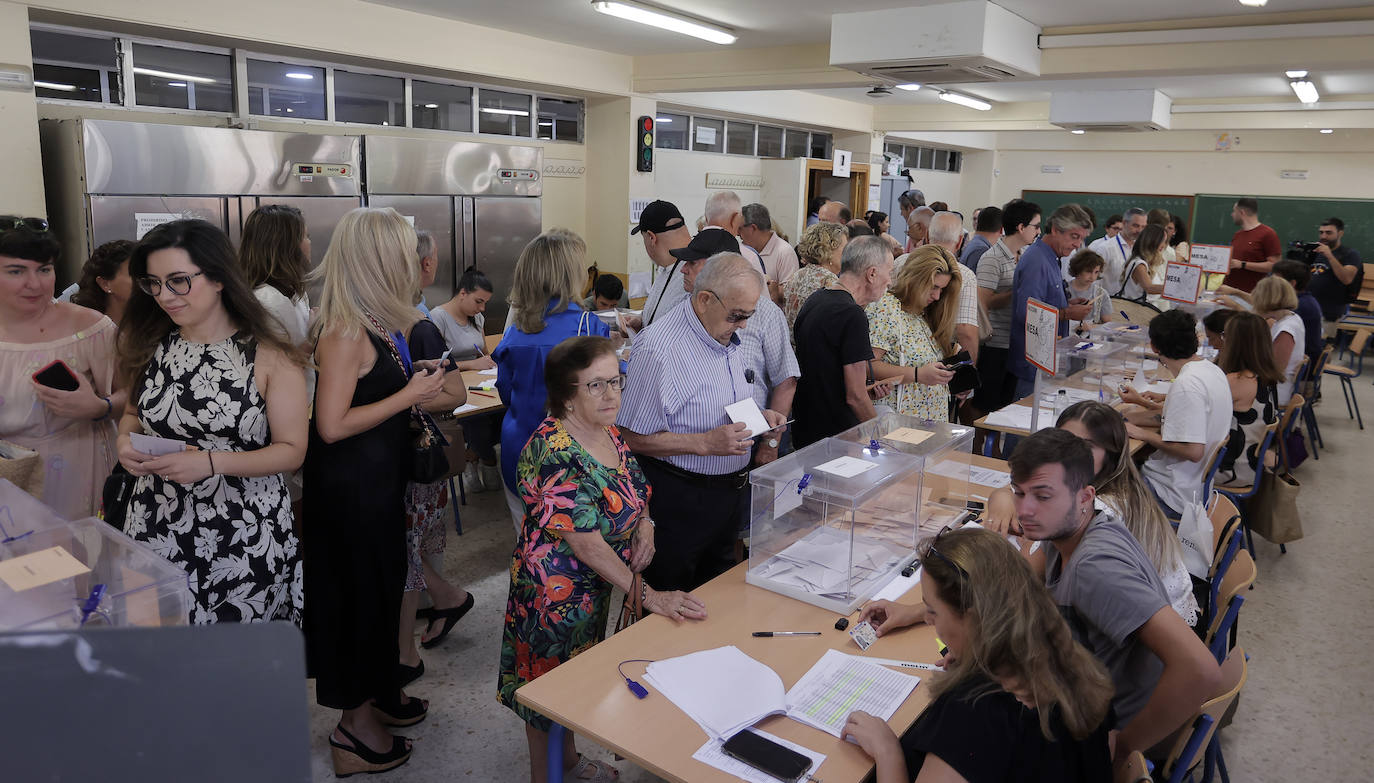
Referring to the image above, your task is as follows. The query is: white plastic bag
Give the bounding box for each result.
[1177,493,1213,580]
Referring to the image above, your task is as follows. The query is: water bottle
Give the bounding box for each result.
[1053,389,1070,421]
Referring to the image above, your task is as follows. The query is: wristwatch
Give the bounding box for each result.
[765,438,780,449]
[1241,261,1247,270]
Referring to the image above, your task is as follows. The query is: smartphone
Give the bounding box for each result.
[33,360,80,391]
[721,730,811,783]
[438,349,458,372]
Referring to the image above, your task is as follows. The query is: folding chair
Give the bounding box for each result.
[1215,421,1280,556]
[1207,493,1242,554]
[1275,393,1306,473]
[1160,648,1248,783]
[1199,443,1228,506]
[1324,360,1364,430]
[1298,348,1331,453]
[1207,548,1256,663]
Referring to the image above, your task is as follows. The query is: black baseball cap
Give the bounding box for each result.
[669,227,741,262]
[630,200,686,235]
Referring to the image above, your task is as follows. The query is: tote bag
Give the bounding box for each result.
[1249,468,1304,545]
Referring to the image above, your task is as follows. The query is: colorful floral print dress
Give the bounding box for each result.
[496,416,650,729]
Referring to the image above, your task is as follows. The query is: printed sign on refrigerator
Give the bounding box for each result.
[1162,261,1204,304]
[134,213,182,239]
[1024,298,1059,375]
[1189,244,1231,275]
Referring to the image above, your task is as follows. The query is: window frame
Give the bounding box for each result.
[28,24,123,106]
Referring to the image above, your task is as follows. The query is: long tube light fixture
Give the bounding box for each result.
[938,91,992,111]
[1290,79,1319,104]
[481,107,530,116]
[132,67,216,84]
[591,1,737,45]
[34,80,76,91]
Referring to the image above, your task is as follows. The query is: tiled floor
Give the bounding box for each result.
[306,377,1374,782]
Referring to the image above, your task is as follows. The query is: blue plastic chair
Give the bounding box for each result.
[1208,527,1244,619]
[1163,650,1248,783]
[1216,422,1280,557]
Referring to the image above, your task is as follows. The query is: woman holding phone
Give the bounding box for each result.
[865,245,961,421]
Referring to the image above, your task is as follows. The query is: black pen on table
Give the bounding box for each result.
[752,631,821,637]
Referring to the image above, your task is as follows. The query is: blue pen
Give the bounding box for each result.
[473,343,483,356]
[79,584,107,626]
[1119,310,1131,321]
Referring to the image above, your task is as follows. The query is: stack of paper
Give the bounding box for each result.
[644,646,788,739]
[753,527,902,599]
[983,405,1055,433]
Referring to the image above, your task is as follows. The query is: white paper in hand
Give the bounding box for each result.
[130,432,187,456]
[725,398,771,438]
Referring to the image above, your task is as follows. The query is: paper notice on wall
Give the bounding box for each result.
[833,149,852,178]
[868,183,882,212]
[1024,298,1059,375]
[1190,244,1231,275]
[135,213,182,239]
[1162,261,1204,304]
[630,198,651,224]
[695,125,717,145]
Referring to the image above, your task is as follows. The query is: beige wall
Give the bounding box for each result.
[0,1,45,215]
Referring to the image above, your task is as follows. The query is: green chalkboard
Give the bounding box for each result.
[1021,190,1194,245]
[1191,194,1374,259]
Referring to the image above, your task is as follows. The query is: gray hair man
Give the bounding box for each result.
[702,191,766,276]
[792,235,895,448]
[628,199,692,331]
[415,229,438,315]
[924,211,983,364]
[739,202,801,306]
[618,253,780,591]
[903,205,935,251]
[817,200,846,225]
[1086,206,1145,291]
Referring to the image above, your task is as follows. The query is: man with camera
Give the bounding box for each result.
[1305,217,1364,323]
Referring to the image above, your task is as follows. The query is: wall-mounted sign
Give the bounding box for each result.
[704,173,764,190]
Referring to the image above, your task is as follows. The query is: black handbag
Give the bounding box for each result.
[101,463,136,530]
[408,409,450,484]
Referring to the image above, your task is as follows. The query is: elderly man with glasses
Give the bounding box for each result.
[618,251,783,591]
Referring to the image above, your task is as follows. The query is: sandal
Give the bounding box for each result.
[397,659,424,688]
[329,724,411,778]
[373,695,428,727]
[568,754,619,782]
[420,592,475,649]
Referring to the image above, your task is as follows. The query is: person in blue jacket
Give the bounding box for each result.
[1009,204,1095,400]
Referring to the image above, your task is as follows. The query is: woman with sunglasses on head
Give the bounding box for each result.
[0,217,123,518]
[115,219,308,628]
[846,526,1114,783]
[499,335,705,783]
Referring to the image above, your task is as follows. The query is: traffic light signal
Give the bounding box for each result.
[636,115,654,172]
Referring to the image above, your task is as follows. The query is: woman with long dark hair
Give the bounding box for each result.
[115,219,308,627]
[1213,311,1284,486]
[71,239,136,324]
[239,204,312,349]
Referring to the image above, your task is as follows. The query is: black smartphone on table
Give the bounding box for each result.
[32,360,80,391]
[721,729,811,782]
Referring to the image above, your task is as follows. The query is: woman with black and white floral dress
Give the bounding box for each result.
[116,219,308,625]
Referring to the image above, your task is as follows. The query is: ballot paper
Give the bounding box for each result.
[725,398,772,439]
[452,403,481,415]
[477,367,498,376]
[692,729,826,783]
[129,433,187,456]
[926,460,1011,489]
[883,427,933,446]
[983,405,1056,433]
[814,456,879,478]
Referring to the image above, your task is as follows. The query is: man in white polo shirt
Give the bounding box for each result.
[739,202,799,305]
[1085,206,1146,292]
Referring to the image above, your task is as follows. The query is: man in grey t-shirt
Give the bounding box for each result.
[1009,429,1220,772]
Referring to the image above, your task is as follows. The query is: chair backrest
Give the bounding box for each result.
[1207,548,1257,644]
[1208,594,1245,664]
[1163,647,1249,783]
[1112,296,1162,324]
[1199,442,1227,500]
[1224,421,1281,500]
[1208,494,1242,553]
[484,333,502,354]
[1302,345,1332,397]
[1208,527,1245,613]
[1276,393,1305,472]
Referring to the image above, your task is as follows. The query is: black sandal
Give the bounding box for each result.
[373,696,428,727]
[329,724,411,777]
[397,659,424,688]
[419,592,475,649]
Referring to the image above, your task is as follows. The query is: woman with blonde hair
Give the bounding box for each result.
[1251,275,1305,405]
[845,526,1114,782]
[303,207,466,777]
[781,221,847,329]
[493,229,610,527]
[1119,223,1168,305]
[866,244,961,421]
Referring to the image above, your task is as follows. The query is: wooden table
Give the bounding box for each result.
[973,396,1150,455]
[453,369,504,419]
[515,458,1016,783]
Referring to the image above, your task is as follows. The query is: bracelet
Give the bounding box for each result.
[207,451,216,476]
[93,396,112,421]
[640,581,649,606]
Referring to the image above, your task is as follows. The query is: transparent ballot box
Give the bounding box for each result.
[1042,337,1142,408]
[748,435,950,614]
[0,515,191,631]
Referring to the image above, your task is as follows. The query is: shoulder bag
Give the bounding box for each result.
[614,573,645,633]
[371,318,451,485]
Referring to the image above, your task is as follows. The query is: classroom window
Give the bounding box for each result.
[784,129,809,158]
[478,89,532,136]
[30,29,121,103]
[654,112,689,149]
[247,60,326,120]
[131,43,233,113]
[411,80,473,132]
[757,125,784,157]
[809,132,832,160]
[933,149,950,171]
[948,151,962,173]
[726,121,756,155]
[334,70,404,126]
[536,97,583,142]
[904,146,922,170]
[917,147,935,170]
[692,117,725,153]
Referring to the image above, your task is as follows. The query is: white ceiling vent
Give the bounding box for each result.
[830,1,1040,86]
[1050,90,1173,132]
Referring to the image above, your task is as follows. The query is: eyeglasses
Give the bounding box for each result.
[137,272,204,296]
[923,526,970,585]
[581,373,626,397]
[707,291,755,324]
[0,216,50,233]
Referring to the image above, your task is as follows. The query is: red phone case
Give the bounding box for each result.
[32,360,81,392]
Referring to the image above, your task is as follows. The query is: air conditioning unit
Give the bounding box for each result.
[830,1,1040,85]
[1050,90,1173,132]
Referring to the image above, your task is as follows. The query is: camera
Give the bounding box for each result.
[1285,241,1322,264]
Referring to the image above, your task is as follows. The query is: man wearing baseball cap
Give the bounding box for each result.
[628,199,693,331]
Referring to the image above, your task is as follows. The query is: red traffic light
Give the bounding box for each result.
[642,117,653,131]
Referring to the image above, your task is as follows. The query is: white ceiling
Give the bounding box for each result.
[364,0,1374,56]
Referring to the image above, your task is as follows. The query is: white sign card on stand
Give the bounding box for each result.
[1024,298,1059,375]
[1162,261,1204,304]
[1189,243,1232,275]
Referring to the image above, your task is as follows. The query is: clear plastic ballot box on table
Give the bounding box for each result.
[746,424,972,614]
[1044,336,1142,408]
[0,481,191,630]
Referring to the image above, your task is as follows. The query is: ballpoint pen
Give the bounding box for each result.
[752,631,821,637]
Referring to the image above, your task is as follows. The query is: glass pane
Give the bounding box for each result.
[30,30,119,103]
[654,112,689,149]
[31,29,117,68]
[537,97,583,142]
[726,121,755,155]
[478,89,532,136]
[934,149,950,170]
[107,69,122,104]
[335,69,404,126]
[918,147,935,169]
[757,125,784,158]
[903,146,921,170]
[132,43,233,112]
[784,129,809,158]
[33,63,105,102]
[949,151,962,173]
[413,80,473,132]
[246,60,325,120]
[692,117,724,153]
[809,132,832,159]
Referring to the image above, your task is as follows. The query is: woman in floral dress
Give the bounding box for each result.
[781,221,848,330]
[497,336,706,783]
[866,245,962,422]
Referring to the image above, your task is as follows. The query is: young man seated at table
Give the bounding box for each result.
[1118,310,1232,518]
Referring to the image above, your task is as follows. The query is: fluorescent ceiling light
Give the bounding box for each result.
[167,81,187,87]
[895,83,921,91]
[285,72,314,80]
[285,107,293,113]
[538,121,553,126]
[1238,0,1267,6]
[1290,80,1319,104]
[1320,128,1334,134]
[34,80,76,91]
[654,116,673,123]
[424,103,439,108]
[1285,69,1308,79]
[591,0,737,45]
[132,67,216,84]
[481,107,529,116]
[1071,129,1086,135]
[938,91,992,111]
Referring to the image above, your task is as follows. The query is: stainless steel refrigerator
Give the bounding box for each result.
[363,135,542,333]
[40,119,362,289]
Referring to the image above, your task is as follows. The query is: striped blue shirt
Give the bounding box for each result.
[617,299,754,475]
[737,293,800,411]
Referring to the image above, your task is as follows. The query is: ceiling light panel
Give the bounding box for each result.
[938,91,992,111]
[591,1,736,45]
[1290,79,1320,104]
